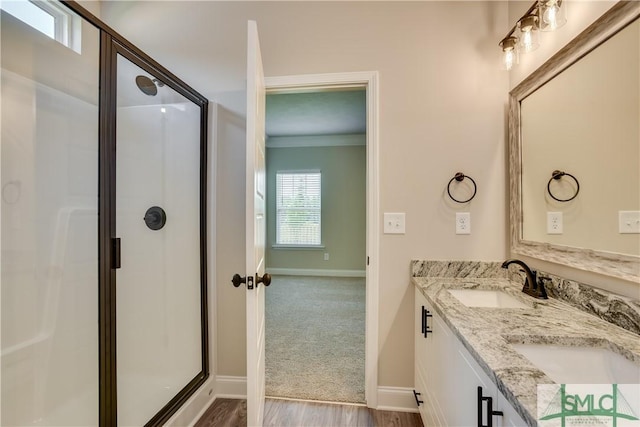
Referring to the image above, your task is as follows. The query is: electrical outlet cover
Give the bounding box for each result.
[455,212,471,235]
[547,212,563,234]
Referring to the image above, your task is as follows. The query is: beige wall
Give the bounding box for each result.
[101,1,510,389]
[507,0,639,298]
[266,143,366,272]
[78,0,101,18]
[214,106,248,377]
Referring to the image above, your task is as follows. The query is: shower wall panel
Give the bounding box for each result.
[1,9,100,426]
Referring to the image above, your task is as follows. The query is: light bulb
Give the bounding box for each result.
[504,49,515,70]
[499,36,518,70]
[539,0,566,31]
[543,4,559,28]
[518,15,539,52]
[522,30,534,52]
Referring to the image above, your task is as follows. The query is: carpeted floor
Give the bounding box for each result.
[265,275,366,403]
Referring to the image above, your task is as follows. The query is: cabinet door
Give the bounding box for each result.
[414,289,431,424]
[451,346,497,427]
[451,332,527,427]
[415,362,437,426]
[413,291,426,425]
[414,288,446,425]
[427,303,454,425]
[414,288,430,373]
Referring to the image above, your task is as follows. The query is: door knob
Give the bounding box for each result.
[231,274,246,288]
[256,273,271,287]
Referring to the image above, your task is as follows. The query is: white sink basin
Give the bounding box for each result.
[448,289,530,309]
[512,344,640,384]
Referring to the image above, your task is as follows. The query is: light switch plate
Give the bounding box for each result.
[619,211,640,234]
[455,212,471,235]
[384,213,405,234]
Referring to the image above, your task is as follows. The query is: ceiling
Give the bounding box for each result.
[265,89,366,138]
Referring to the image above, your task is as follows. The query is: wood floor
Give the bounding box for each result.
[195,398,424,427]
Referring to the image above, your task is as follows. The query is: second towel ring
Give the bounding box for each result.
[447,172,477,204]
[547,170,580,202]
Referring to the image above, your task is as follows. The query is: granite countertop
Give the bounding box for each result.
[412,276,640,426]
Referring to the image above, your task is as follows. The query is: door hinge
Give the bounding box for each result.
[112,238,121,269]
[367,256,370,266]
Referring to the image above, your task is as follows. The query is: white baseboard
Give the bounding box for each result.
[216,375,247,398]
[376,386,419,413]
[266,268,366,277]
[165,377,216,427]
[165,375,247,426]
[167,378,417,425]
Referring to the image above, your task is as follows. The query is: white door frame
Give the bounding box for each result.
[264,71,380,408]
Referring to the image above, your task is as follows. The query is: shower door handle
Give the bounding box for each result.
[112,238,121,269]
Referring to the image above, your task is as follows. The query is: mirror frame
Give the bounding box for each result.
[509,1,640,282]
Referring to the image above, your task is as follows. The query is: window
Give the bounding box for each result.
[1,0,81,52]
[276,172,321,246]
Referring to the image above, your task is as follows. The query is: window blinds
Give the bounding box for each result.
[276,172,321,245]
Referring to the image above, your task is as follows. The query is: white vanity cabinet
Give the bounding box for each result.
[414,288,528,426]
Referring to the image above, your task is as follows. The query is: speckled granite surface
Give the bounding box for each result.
[411,260,507,278]
[411,260,640,335]
[411,275,640,426]
[538,271,640,335]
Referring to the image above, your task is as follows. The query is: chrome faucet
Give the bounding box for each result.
[501,259,548,299]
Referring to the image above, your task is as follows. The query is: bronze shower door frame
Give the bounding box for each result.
[62,2,210,426]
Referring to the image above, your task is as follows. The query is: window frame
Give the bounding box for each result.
[274,170,323,248]
[1,0,82,52]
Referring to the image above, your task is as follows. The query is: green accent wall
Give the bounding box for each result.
[266,144,366,271]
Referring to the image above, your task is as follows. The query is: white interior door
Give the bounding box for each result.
[245,19,268,427]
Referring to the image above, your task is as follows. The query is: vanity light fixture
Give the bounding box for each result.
[499,0,567,70]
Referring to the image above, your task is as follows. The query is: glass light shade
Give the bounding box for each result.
[500,36,519,70]
[518,15,540,53]
[538,0,567,31]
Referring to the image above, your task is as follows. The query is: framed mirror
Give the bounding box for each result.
[509,1,640,282]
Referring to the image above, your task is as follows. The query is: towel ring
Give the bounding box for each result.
[547,170,580,202]
[447,172,477,204]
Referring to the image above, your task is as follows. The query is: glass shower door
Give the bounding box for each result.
[115,53,204,426]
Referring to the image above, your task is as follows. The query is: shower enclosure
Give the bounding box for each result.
[1,1,209,426]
